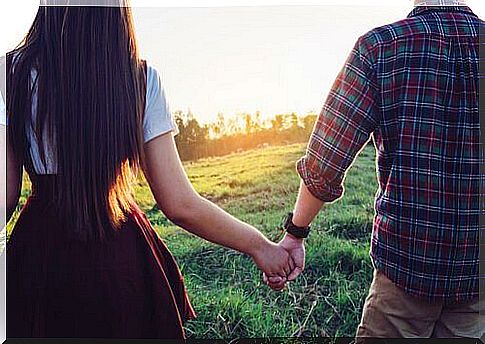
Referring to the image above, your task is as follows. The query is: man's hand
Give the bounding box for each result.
[263,182,319,290]
[264,233,305,289]
[252,240,292,291]
[279,233,305,281]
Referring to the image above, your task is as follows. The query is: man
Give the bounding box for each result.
[267,0,484,339]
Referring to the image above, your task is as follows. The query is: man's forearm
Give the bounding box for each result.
[264,181,320,287]
[292,181,325,228]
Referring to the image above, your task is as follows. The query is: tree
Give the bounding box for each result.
[271,115,284,132]
[290,112,299,130]
[303,113,318,132]
[244,113,253,135]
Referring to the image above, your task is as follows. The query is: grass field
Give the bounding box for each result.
[10,143,378,339]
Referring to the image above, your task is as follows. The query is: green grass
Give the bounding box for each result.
[9,143,378,339]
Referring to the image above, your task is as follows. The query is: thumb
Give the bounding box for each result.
[287,266,303,281]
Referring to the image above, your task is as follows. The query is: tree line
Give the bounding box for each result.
[173,110,318,161]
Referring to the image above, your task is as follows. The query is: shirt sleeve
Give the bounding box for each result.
[0,91,6,126]
[296,35,380,202]
[143,62,178,143]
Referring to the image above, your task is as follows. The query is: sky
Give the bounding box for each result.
[132,5,410,123]
[1,0,484,123]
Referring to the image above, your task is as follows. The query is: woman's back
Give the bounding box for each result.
[4,5,196,339]
[6,5,152,240]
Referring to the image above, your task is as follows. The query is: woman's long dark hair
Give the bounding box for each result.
[7,3,147,241]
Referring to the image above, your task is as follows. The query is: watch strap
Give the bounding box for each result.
[283,212,310,239]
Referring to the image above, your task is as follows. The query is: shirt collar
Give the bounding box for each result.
[408,5,477,18]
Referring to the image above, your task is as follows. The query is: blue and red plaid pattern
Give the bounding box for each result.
[297,6,483,302]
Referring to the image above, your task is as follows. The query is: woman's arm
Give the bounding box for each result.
[142,132,291,282]
[3,129,22,224]
[0,125,5,229]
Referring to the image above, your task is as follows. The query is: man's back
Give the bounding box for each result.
[369,5,481,303]
[296,5,482,302]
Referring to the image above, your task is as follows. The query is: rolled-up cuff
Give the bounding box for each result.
[296,157,343,203]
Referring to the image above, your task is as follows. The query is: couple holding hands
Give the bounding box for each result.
[4,0,483,341]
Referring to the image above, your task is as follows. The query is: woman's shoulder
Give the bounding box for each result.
[141,60,176,142]
[145,60,163,87]
[144,60,166,101]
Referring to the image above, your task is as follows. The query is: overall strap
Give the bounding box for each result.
[23,133,56,198]
[23,138,37,181]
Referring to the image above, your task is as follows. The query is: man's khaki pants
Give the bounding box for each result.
[355,270,484,341]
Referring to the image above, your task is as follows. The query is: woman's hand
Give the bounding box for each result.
[250,240,293,291]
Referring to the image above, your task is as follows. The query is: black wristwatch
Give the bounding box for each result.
[282,212,310,239]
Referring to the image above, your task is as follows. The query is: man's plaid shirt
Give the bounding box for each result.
[297,6,482,302]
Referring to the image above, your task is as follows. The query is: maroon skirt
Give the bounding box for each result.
[7,175,196,339]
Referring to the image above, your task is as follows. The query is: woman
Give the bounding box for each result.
[2,3,291,339]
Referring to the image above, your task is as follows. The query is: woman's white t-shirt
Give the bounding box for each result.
[0,62,178,174]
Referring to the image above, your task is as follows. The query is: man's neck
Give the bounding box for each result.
[414,0,466,5]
